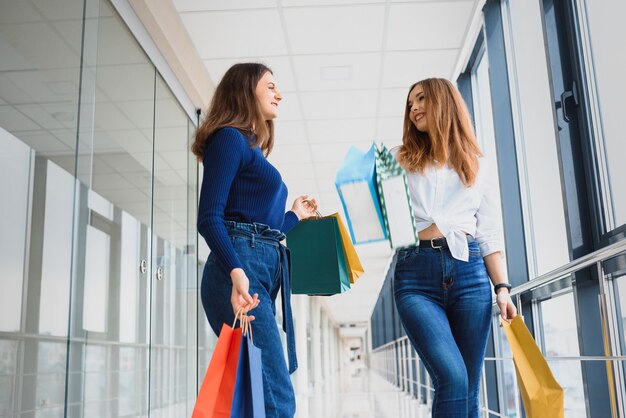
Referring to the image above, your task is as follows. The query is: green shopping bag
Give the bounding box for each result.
[286,216,351,295]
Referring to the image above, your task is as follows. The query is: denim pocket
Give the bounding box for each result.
[396,246,419,263]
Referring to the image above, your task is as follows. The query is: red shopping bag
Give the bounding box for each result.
[192,322,243,418]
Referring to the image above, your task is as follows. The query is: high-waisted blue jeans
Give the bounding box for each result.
[201,221,296,418]
[393,240,492,418]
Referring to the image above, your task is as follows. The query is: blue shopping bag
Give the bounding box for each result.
[231,325,265,418]
[335,143,387,244]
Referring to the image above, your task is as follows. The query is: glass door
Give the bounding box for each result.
[65,0,156,416]
[149,74,193,417]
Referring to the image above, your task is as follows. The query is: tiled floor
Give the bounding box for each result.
[296,366,430,418]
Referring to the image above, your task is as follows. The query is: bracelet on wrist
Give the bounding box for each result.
[493,283,512,295]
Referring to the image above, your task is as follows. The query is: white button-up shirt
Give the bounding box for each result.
[394,148,505,261]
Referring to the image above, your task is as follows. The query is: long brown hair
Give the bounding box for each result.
[191,63,275,160]
[397,78,483,186]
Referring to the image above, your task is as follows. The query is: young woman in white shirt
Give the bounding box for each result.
[392,78,517,418]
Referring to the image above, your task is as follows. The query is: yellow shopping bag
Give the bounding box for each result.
[328,213,364,284]
[502,316,564,418]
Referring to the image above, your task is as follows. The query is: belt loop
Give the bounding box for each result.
[250,233,255,248]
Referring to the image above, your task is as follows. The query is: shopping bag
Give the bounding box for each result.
[231,321,266,418]
[335,144,387,244]
[502,316,564,418]
[375,143,419,249]
[329,213,364,284]
[287,216,351,295]
[192,322,243,418]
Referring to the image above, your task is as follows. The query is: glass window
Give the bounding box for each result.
[470,47,507,273]
[82,225,111,333]
[0,128,31,332]
[540,292,586,417]
[581,0,626,230]
[493,317,521,417]
[39,161,75,337]
[503,0,569,275]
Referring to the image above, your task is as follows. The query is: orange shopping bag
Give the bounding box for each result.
[192,318,243,418]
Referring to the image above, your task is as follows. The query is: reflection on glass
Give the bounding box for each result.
[83,225,111,333]
[493,317,521,417]
[120,211,140,343]
[470,49,507,273]
[0,128,30,333]
[540,292,587,417]
[36,342,67,412]
[39,161,75,336]
[614,275,626,381]
[150,73,191,415]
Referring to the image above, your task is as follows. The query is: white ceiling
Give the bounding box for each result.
[0,0,481,325]
[173,0,481,324]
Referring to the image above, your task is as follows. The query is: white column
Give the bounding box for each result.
[312,298,323,393]
[293,295,309,396]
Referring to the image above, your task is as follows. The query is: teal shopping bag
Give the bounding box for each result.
[286,217,351,295]
[335,144,387,244]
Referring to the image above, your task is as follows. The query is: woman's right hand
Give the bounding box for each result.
[230,268,260,320]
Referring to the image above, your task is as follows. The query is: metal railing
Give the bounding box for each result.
[371,239,626,417]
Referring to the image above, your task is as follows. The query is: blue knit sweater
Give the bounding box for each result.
[198,127,299,272]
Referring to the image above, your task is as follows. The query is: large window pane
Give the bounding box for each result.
[150,73,191,417]
[504,0,569,275]
[583,0,626,230]
[540,292,586,417]
[0,128,31,333]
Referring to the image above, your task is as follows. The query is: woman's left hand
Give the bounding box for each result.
[291,195,319,220]
[497,290,518,323]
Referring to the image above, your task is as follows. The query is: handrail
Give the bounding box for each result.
[508,238,626,297]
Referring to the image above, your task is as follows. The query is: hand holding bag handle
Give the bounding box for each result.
[231,312,266,418]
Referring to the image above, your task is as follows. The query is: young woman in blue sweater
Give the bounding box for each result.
[191,63,317,417]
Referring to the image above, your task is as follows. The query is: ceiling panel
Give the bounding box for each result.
[300,90,378,120]
[375,116,404,143]
[283,5,385,54]
[274,94,303,121]
[283,0,384,6]
[306,118,376,144]
[386,1,474,50]
[382,49,459,88]
[15,130,72,154]
[0,106,41,132]
[267,143,312,165]
[292,53,381,92]
[203,56,296,92]
[0,1,43,24]
[274,120,308,144]
[0,22,80,70]
[173,0,276,12]
[379,88,409,117]
[181,9,288,59]
[272,162,315,180]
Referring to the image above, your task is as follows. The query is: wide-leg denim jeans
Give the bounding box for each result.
[201,222,296,418]
[393,240,492,418]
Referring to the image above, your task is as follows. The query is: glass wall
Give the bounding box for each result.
[0,0,198,417]
[582,0,626,231]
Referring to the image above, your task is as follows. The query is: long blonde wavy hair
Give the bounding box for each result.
[396,78,483,186]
